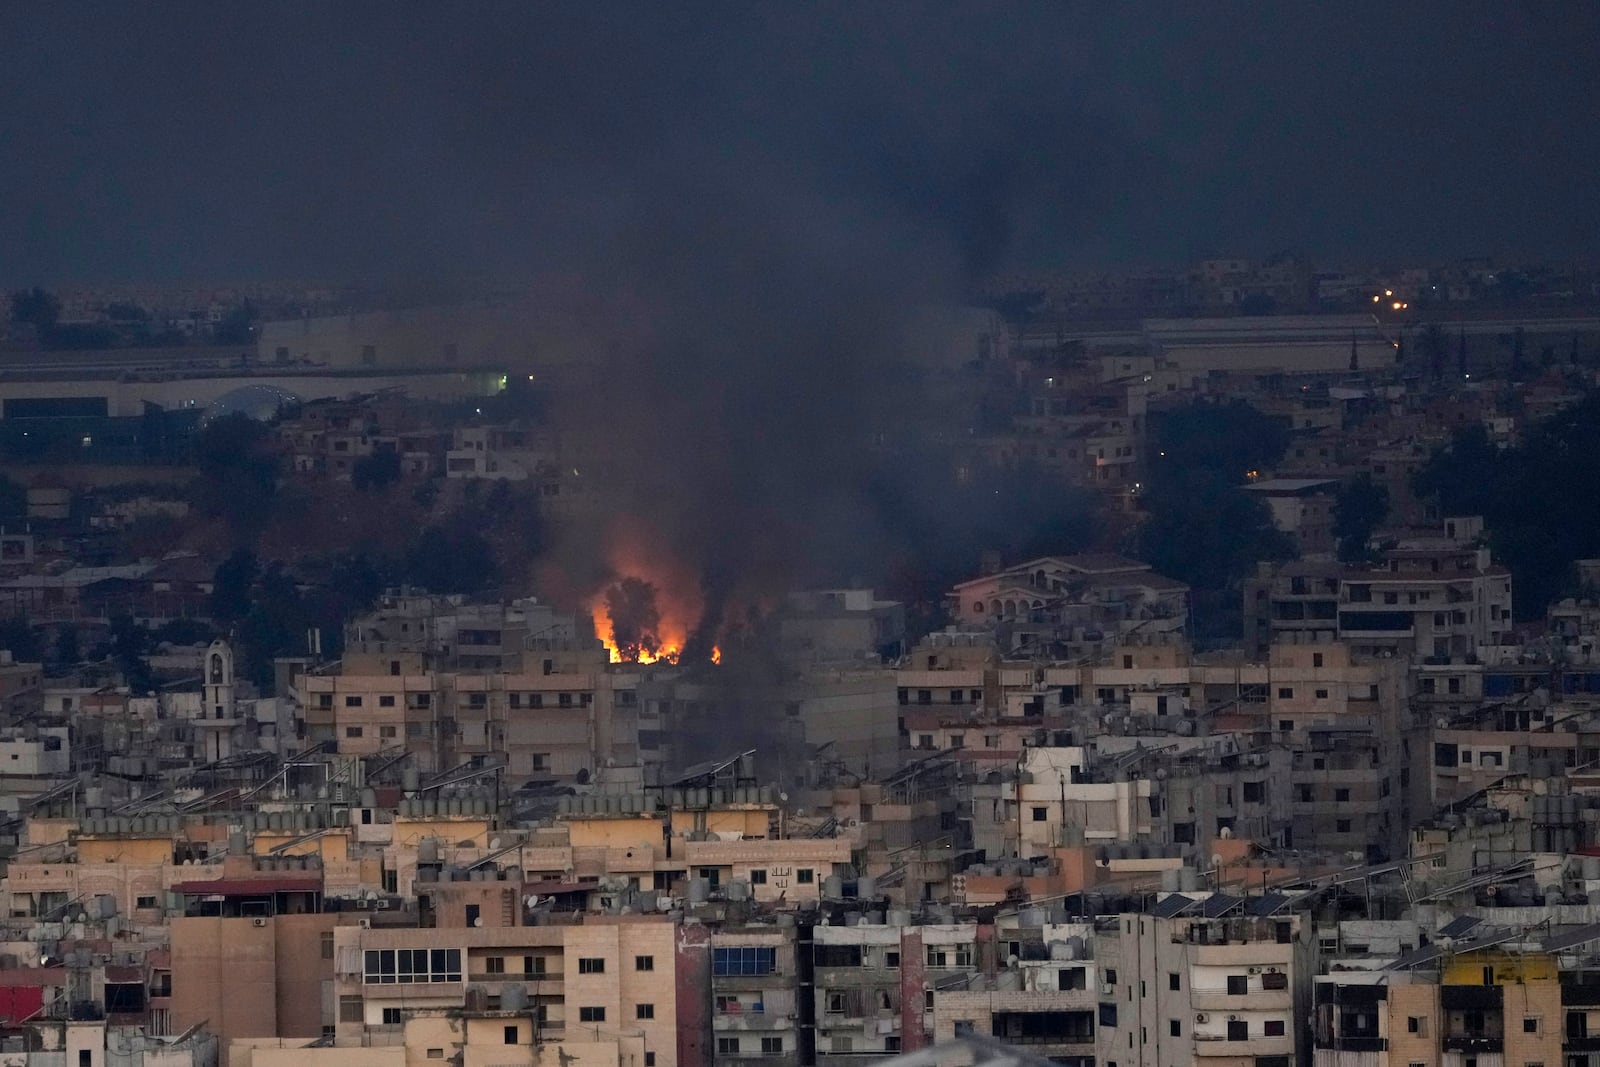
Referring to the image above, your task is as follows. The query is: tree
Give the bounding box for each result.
[1149,400,1291,484]
[401,524,497,595]
[1413,389,1600,617]
[108,613,155,695]
[9,288,60,330]
[0,475,24,522]
[0,618,42,663]
[213,301,258,345]
[1333,474,1389,562]
[1139,399,1297,642]
[352,449,403,492]
[53,625,80,667]
[210,548,260,624]
[603,577,662,663]
[191,414,279,531]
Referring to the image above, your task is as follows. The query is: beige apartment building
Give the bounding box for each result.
[329,918,678,1067]
[299,665,640,782]
[1094,907,1313,1067]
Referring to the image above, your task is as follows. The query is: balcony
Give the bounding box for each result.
[1194,1036,1291,1059]
[714,1007,795,1032]
[1192,990,1291,1012]
[1325,1036,1388,1052]
[1442,1034,1503,1053]
[1565,1036,1600,1052]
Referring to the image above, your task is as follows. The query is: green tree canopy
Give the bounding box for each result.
[1334,474,1390,562]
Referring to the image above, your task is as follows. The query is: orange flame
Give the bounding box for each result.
[589,519,720,665]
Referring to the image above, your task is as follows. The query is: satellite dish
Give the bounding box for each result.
[524,895,540,909]
[1211,854,1225,868]
[473,917,484,927]
[779,792,789,803]
[1007,954,1019,969]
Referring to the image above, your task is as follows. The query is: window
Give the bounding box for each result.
[637,1003,655,1020]
[1263,1020,1285,1037]
[1032,806,1048,821]
[1228,1019,1248,1041]
[345,726,363,738]
[364,948,461,984]
[1243,781,1265,803]
[797,869,814,884]
[886,951,900,968]
[635,955,654,971]
[383,1008,403,1025]
[761,1038,783,1054]
[340,995,363,1022]
[645,1056,655,1067]
[1169,973,1180,991]
[1278,687,1294,699]
[1313,652,1324,667]
[578,957,605,974]
[1105,969,1117,985]
[345,695,363,707]
[715,1037,740,1056]
[503,1025,518,1044]
[1099,1003,1118,1027]
[137,895,160,910]
[485,957,505,974]
[578,1007,605,1023]
[750,869,767,884]
[1315,689,1329,699]
[1525,1017,1540,1033]
[1170,1020,1182,1037]
[1407,1016,1426,1036]
[379,695,395,707]
[1227,975,1248,995]
[1337,819,1352,832]
[1335,788,1350,802]
[426,1051,443,1059]
[713,947,776,976]
[378,725,397,739]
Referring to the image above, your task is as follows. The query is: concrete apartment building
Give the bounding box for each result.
[1094,905,1312,1067]
[1244,521,1514,660]
[948,555,1190,656]
[1242,478,1339,559]
[298,662,639,782]
[329,918,678,1064]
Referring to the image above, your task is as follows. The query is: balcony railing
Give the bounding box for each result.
[1442,1034,1503,1053]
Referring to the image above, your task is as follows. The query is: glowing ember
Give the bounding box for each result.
[591,599,720,664]
[587,519,720,665]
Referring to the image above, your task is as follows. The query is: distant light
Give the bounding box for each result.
[1392,301,1404,310]
[475,408,482,414]
[1384,289,1393,297]
[81,436,92,447]
[1372,295,1381,303]
[527,375,535,381]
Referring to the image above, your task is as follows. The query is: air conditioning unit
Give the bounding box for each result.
[1228,1014,1240,1022]
[1247,966,1260,974]
[375,899,391,910]
[1195,1014,1208,1023]
[358,917,373,928]
[252,918,268,928]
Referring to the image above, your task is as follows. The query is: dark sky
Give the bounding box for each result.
[3,2,1597,284]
